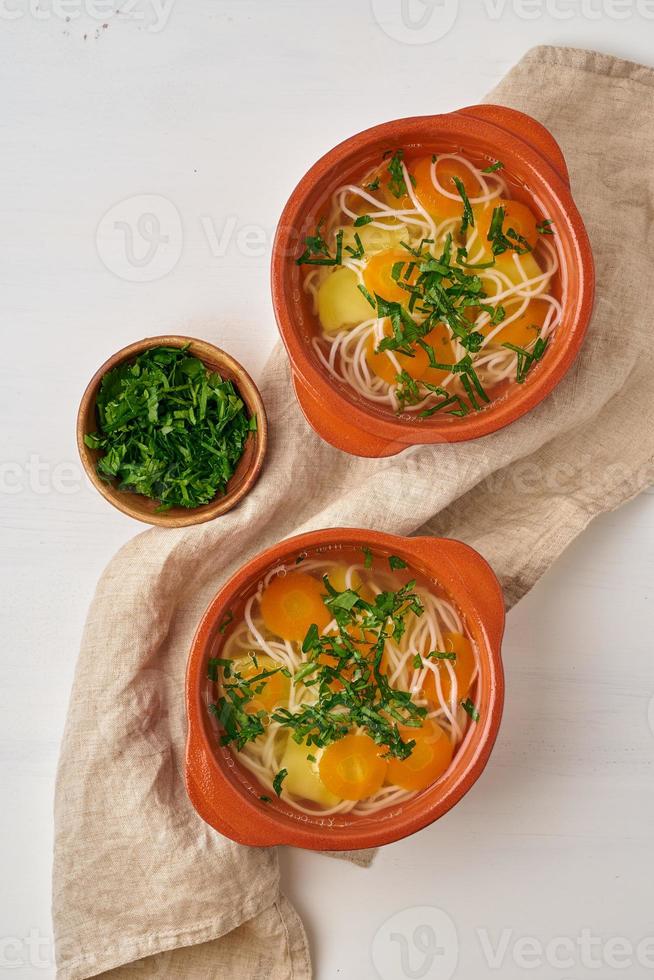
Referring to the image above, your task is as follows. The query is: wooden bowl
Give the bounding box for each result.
[271,105,595,457]
[185,528,505,851]
[77,335,267,527]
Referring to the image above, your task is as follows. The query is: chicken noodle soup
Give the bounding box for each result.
[297,149,561,418]
[207,548,480,815]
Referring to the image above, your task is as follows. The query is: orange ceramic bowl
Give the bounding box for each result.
[185,528,505,851]
[271,105,595,457]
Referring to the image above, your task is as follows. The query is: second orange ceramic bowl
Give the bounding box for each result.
[271,105,595,457]
[185,528,505,851]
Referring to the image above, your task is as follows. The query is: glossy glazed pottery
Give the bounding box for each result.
[77,335,267,527]
[185,528,505,851]
[271,105,595,457]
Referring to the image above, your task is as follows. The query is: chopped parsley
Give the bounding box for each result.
[272,769,288,796]
[84,345,254,511]
[385,149,413,200]
[502,336,549,383]
[218,611,234,634]
[487,206,532,256]
[345,232,365,260]
[461,698,480,722]
[482,160,504,173]
[211,575,434,762]
[296,221,344,266]
[452,176,475,235]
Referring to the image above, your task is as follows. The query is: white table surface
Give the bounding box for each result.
[2,4,653,978]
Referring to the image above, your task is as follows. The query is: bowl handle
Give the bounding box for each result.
[456,104,570,187]
[404,536,505,653]
[185,730,282,847]
[292,371,406,459]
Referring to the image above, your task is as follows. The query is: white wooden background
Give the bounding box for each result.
[2,3,653,978]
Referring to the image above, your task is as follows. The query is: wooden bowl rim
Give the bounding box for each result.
[76,335,268,527]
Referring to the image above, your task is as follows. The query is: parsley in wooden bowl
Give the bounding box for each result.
[77,336,267,527]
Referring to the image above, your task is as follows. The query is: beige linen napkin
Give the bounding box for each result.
[54,46,654,980]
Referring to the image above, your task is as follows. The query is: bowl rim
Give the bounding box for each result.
[76,334,268,527]
[185,528,505,850]
[271,106,595,455]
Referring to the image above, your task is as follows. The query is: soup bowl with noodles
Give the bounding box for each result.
[271,106,594,457]
[185,528,504,850]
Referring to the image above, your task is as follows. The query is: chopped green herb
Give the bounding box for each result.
[363,546,373,569]
[388,555,408,570]
[357,283,377,309]
[214,574,432,762]
[461,698,480,722]
[273,769,288,796]
[427,650,457,662]
[365,177,381,192]
[345,232,365,260]
[502,336,549,383]
[452,176,475,235]
[536,218,555,235]
[482,160,504,173]
[296,221,343,266]
[306,754,317,764]
[487,207,532,256]
[354,214,373,227]
[259,795,272,803]
[412,654,423,670]
[385,149,412,200]
[84,346,254,511]
[395,370,421,409]
[218,610,234,634]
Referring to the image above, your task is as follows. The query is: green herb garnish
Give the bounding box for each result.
[502,336,549,383]
[385,149,413,200]
[482,160,504,173]
[461,698,480,722]
[427,650,457,662]
[273,769,288,796]
[84,346,253,511]
[487,206,532,256]
[452,176,475,235]
[389,555,408,570]
[218,611,234,634]
[536,218,555,235]
[354,214,373,227]
[363,546,373,569]
[395,370,421,409]
[345,232,365,260]
[213,575,431,762]
[296,221,344,266]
